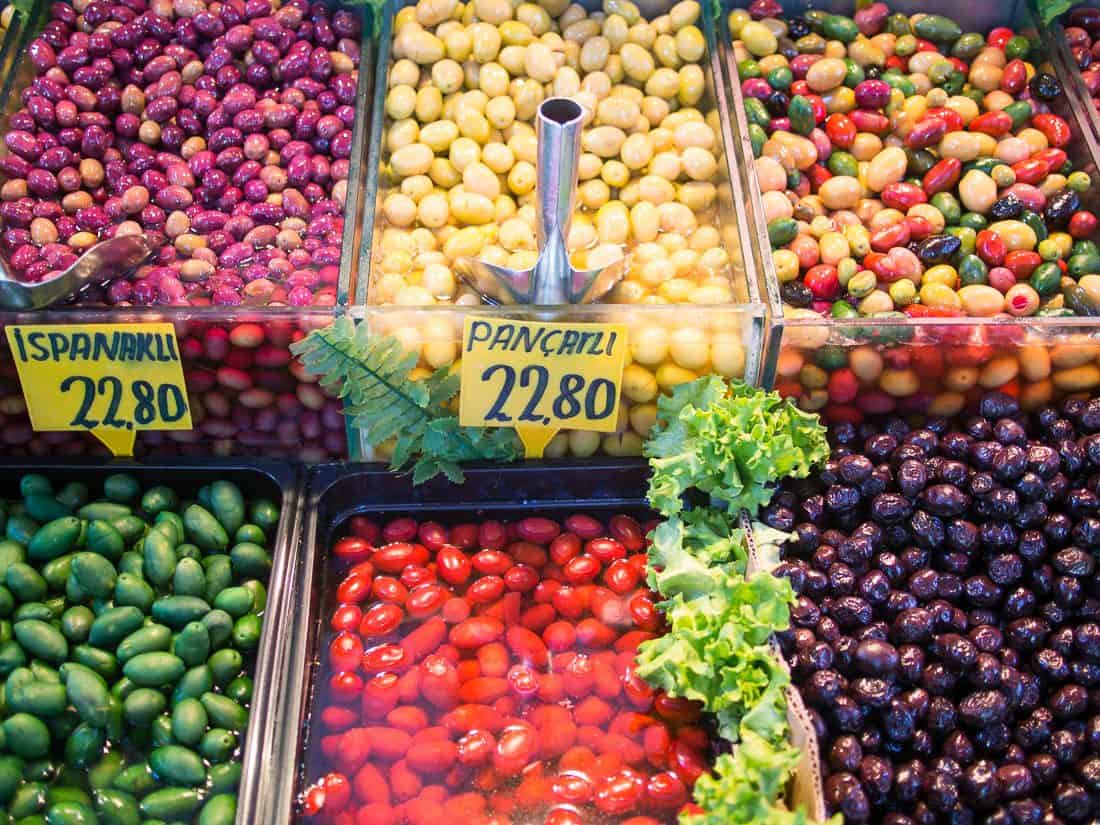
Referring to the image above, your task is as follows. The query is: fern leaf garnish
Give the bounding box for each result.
[290,318,522,483]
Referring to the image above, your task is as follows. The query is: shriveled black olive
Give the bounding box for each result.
[1045,189,1081,226]
[959,760,999,810]
[829,735,862,772]
[970,624,1003,652]
[1049,729,1083,764]
[1049,684,1089,719]
[989,553,1024,585]
[973,722,1011,755]
[959,690,1009,726]
[859,755,893,800]
[916,234,962,264]
[1052,781,1090,821]
[1029,72,1062,100]
[1007,800,1043,825]
[923,770,959,812]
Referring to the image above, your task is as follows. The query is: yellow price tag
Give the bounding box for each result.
[459,317,627,458]
[5,323,193,457]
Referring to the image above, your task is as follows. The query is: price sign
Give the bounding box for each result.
[459,317,627,458]
[6,323,193,456]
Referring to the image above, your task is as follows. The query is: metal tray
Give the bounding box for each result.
[720,0,1100,421]
[268,460,825,824]
[0,458,304,825]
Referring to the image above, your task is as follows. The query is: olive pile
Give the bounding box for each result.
[767,393,1100,824]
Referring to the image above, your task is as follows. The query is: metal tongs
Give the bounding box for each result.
[455,97,625,305]
[0,234,156,310]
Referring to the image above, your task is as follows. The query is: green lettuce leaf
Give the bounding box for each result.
[646,508,748,599]
[681,731,841,825]
[644,377,828,516]
[1037,0,1079,25]
[635,570,794,743]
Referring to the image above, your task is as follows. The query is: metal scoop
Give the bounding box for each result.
[0,234,156,310]
[455,97,625,305]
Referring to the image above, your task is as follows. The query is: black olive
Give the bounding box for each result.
[996,418,1028,446]
[764,89,790,117]
[817,615,840,642]
[960,760,999,810]
[916,234,962,264]
[946,519,980,552]
[838,535,874,566]
[1008,800,1043,825]
[859,570,891,604]
[970,624,1004,652]
[1050,684,1089,719]
[926,698,955,737]
[988,488,1021,520]
[828,563,856,596]
[884,697,916,741]
[964,575,1003,608]
[935,632,978,670]
[870,492,912,524]
[922,770,959,812]
[990,193,1024,219]
[1052,781,1090,821]
[910,510,946,550]
[909,568,939,601]
[981,521,1019,551]
[1007,617,1051,651]
[831,694,864,732]
[1034,648,1071,683]
[1029,72,1062,100]
[939,572,965,601]
[970,653,1003,689]
[831,596,873,629]
[989,553,1025,586]
[995,766,1034,801]
[859,755,893,800]
[1017,472,1046,501]
[1077,755,1100,793]
[973,722,1011,755]
[853,639,899,677]
[1029,753,1061,789]
[959,690,1009,726]
[802,668,844,707]
[920,484,971,517]
[838,454,874,484]
[894,760,926,803]
[780,280,812,308]
[1045,189,1081,226]
[898,645,925,684]
[1075,622,1100,657]
[923,662,958,695]
[1071,515,1100,547]
[1045,513,1073,545]
[1019,529,1048,564]
[894,608,933,643]
[812,545,836,571]
[1049,729,1083,764]
[785,16,811,40]
[829,735,863,772]
[1070,660,1100,687]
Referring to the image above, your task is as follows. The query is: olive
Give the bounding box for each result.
[1029,72,1062,100]
[923,770,959,812]
[898,645,926,684]
[972,722,1011,755]
[916,234,962,264]
[1048,729,1083,764]
[1007,800,1043,825]
[960,760,999,809]
[970,624,1004,652]
[943,730,976,766]
[959,690,1009,726]
[995,764,1035,799]
[1029,752,1060,787]
[1049,684,1089,719]
[990,193,1024,220]
[1046,190,1081,226]
[987,553,1024,586]
[946,519,980,553]
[829,735,863,772]
[894,760,926,803]
[859,755,893,800]
[1052,781,1090,821]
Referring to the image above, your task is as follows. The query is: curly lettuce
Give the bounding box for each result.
[645,377,828,516]
[646,508,748,600]
[635,569,794,744]
[682,732,841,825]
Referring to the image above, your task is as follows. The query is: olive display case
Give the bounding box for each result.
[341,0,772,460]
[721,0,1100,425]
[0,0,382,459]
[0,459,304,825]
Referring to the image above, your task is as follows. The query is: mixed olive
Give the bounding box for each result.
[733,1,1100,320]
